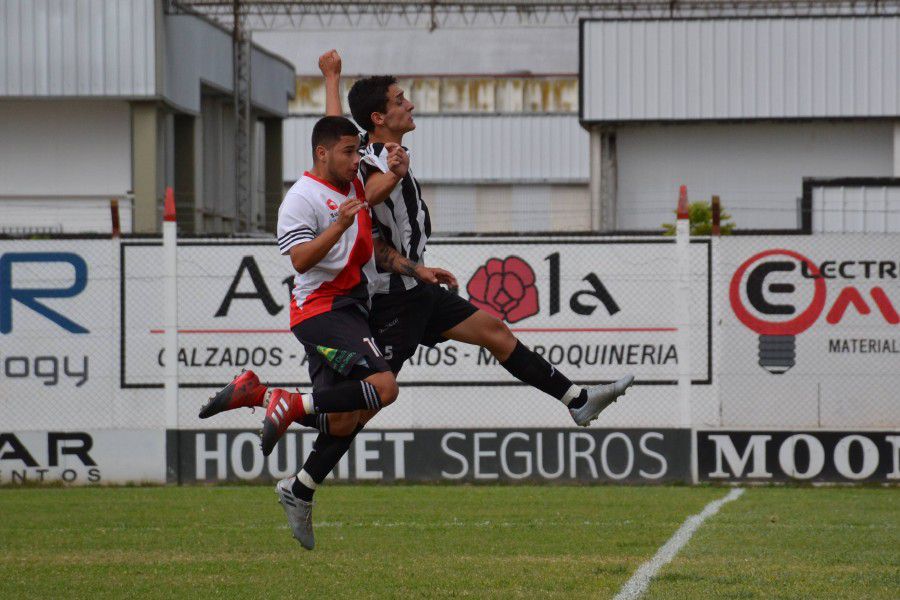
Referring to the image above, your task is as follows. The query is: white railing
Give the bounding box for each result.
[0,195,134,235]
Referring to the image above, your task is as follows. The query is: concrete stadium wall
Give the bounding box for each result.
[1,236,898,485]
[616,121,895,230]
[0,100,132,196]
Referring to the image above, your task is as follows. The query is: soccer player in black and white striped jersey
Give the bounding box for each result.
[316,50,634,426]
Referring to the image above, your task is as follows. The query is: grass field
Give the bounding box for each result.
[0,485,896,599]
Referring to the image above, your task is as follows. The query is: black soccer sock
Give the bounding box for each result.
[292,425,363,500]
[295,414,330,434]
[309,381,381,414]
[500,341,583,405]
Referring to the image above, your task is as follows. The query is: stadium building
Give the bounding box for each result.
[4,1,897,235]
[251,3,900,233]
[0,0,295,235]
[580,15,900,232]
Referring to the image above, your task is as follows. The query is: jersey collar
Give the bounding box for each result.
[303,171,352,196]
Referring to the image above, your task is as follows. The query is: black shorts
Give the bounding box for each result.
[291,304,391,391]
[370,283,478,372]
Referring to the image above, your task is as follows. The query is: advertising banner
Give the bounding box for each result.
[4,236,898,485]
[0,241,146,431]
[121,238,711,388]
[173,428,691,483]
[697,430,900,482]
[720,236,899,428]
[0,429,165,484]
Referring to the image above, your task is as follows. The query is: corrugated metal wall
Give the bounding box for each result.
[582,16,900,122]
[283,114,589,184]
[0,0,156,97]
[0,1,294,115]
[407,114,588,183]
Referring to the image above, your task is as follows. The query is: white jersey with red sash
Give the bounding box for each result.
[276,171,376,327]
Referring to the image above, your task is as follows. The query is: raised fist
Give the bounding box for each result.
[318,49,342,79]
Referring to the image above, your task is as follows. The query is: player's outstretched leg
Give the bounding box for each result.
[198,370,268,419]
[260,372,396,456]
[443,310,635,425]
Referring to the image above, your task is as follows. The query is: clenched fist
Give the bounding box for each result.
[318,49,342,79]
[385,142,409,179]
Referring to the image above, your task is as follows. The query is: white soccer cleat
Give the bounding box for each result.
[276,477,315,550]
[569,375,635,427]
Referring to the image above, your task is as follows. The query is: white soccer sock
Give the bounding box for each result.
[296,469,317,490]
[302,393,316,415]
[560,384,582,406]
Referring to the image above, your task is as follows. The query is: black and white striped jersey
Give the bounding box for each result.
[358,142,432,295]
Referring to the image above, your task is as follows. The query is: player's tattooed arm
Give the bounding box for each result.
[373,238,459,290]
[319,49,343,117]
[373,237,418,278]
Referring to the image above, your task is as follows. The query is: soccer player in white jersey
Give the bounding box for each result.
[199,115,454,549]
[318,50,634,430]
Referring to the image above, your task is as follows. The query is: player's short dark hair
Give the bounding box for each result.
[310,116,360,160]
[348,75,397,133]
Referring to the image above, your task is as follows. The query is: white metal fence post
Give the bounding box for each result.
[675,185,697,483]
[163,187,179,482]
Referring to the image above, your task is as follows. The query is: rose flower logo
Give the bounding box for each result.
[466,256,539,323]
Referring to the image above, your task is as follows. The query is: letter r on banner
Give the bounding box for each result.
[0,252,89,334]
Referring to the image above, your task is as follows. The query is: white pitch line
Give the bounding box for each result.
[613,487,745,600]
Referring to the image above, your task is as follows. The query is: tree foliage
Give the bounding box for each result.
[662,200,736,236]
